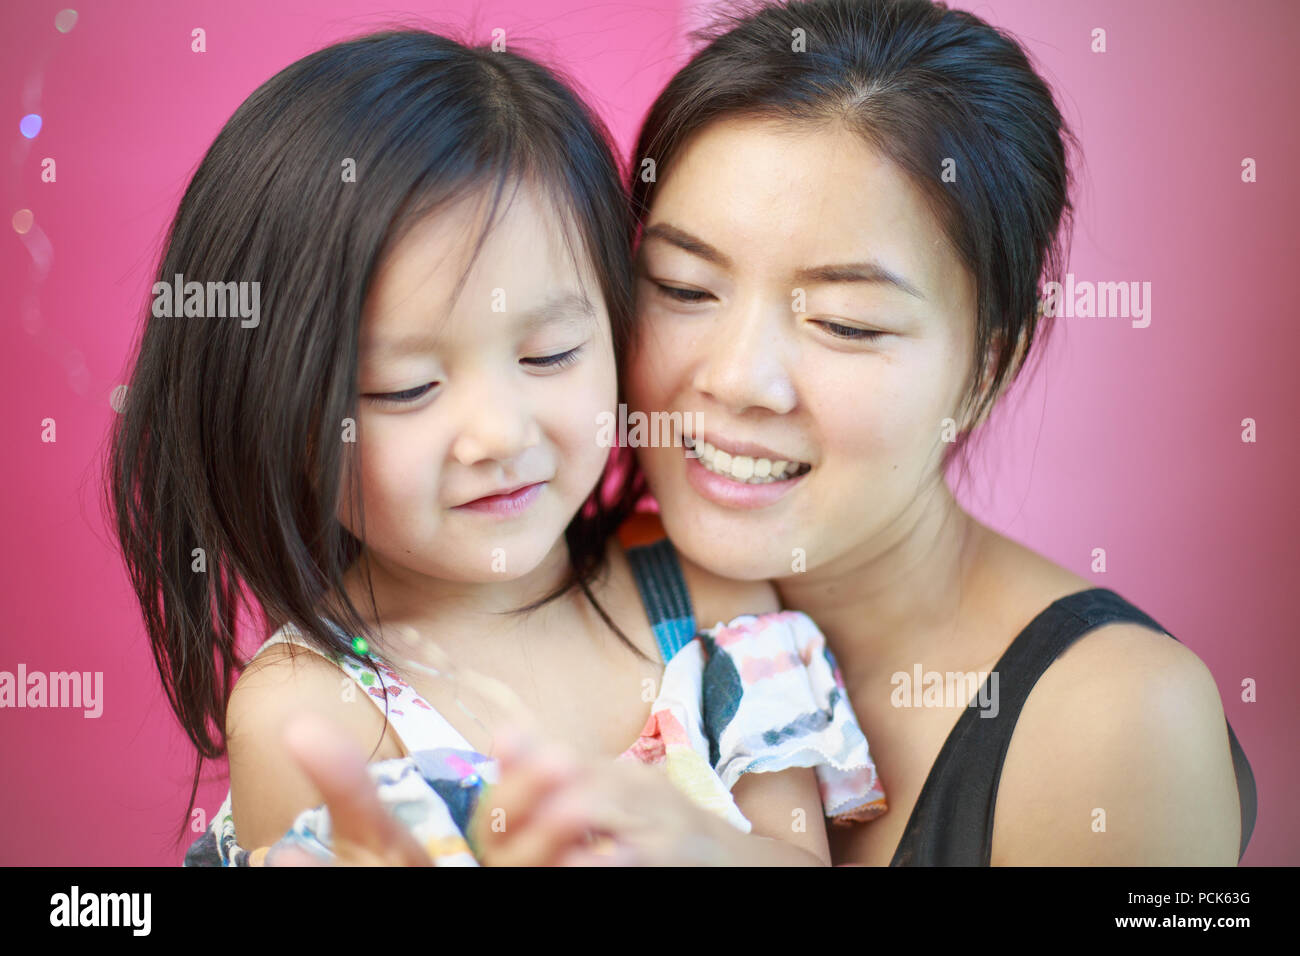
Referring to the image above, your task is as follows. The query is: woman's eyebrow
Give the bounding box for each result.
[644,222,924,300]
[643,223,732,269]
[793,262,926,300]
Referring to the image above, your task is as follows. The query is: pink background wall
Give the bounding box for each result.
[1,0,1294,865]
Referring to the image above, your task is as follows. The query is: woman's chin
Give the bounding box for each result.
[653,491,811,582]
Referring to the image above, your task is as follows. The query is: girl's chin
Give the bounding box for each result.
[373,529,569,585]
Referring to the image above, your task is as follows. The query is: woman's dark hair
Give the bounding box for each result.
[630,0,1079,483]
[105,29,647,845]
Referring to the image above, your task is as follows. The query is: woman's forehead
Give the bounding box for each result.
[645,117,965,302]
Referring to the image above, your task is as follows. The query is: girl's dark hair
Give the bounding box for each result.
[106,29,646,845]
[631,0,1079,483]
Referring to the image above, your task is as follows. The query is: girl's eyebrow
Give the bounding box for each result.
[363,292,596,359]
[519,291,596,331]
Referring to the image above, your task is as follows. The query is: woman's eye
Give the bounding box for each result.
[815,320,886,341]
[654,283,713,304]
[364,382,437,405]
[521,345,583,370]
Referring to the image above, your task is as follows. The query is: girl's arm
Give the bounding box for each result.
[729,766,831,865]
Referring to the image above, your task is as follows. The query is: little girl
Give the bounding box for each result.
[107,29,886,866]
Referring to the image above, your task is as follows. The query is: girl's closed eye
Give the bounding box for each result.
[521,344,584,371]
[365,382,439,406]
[364,347,585,404]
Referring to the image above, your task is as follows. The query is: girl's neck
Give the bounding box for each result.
[339,536,577,649]
[774,481,989,678]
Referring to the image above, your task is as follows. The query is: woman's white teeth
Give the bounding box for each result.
[687,439,809,484]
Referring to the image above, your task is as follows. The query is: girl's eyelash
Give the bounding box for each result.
[654,282,712,303]
[365,382,437,405]
[363,346,583,404]
[521,345,583,369]
[815,321,886,341]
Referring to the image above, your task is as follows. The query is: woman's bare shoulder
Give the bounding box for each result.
[973,527,1241,863]
[991,616,1240,864]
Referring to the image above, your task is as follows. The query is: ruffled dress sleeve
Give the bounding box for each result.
[621,609,887,829]
[706,610,887,823]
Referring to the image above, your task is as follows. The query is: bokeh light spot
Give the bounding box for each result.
[55,10,78,33]
[12,209,34,234]
[20,114,42,138]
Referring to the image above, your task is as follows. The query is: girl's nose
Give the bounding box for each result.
[450,391,542,467]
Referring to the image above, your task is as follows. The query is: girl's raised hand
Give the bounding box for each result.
[469,727,735,866]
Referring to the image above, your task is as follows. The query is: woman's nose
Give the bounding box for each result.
[691,297,797,416]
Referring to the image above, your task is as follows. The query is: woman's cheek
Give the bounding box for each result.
[625,311,677,408]
[808,361,936,495]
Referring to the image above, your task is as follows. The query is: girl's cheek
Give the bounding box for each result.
[357,422,439,512]
[563,351,618,433]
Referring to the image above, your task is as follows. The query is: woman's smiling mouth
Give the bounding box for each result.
[681,435,811,509]
[686,436,812,484]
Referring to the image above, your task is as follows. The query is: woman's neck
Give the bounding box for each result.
[775,480,989,678]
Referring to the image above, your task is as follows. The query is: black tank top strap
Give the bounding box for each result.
[891,587,1257,865]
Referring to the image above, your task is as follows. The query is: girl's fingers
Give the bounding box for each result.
[471,734,581,850]
[478,784,601,866]
[476,755,658,866]
[257,844,323,867]
[282,712,433,867]
[554,840,642,867]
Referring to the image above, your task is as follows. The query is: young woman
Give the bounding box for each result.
[617,0,1256,865]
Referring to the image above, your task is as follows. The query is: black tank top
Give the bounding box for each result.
[890,588,1257,865]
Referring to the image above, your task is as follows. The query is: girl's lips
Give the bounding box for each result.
[683,452,807,509]
[452,481,546,517]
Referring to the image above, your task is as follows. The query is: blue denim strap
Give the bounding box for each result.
[624,537,698,664]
